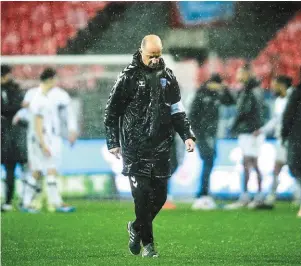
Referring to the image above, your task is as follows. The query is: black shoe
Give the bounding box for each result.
[142,243,158,258]
[127,221,141,255]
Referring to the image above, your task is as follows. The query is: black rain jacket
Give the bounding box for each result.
[190,83,235,138]
[282,85,301,177]
[1,80,27,164]
[104,51,195,178]
[231,78,265,135]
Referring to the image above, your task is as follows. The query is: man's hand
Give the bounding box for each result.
[109,147,121,159]
[253,129,262,137]
[185,139,195,152]
[68,131,78,146]
[41,145,51,157]
[12,114,20,125]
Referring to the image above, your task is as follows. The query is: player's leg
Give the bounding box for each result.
[192,139,217,210]
[2,162,17,211]
[18,163,29,207]
[163,138,177,210]
[150,177,168,220]
[128,175,152,255]
[45,136,74,212]
[45,168,75,213]
[139,177,168,257]
[192,155,216,210]
[225,155,252,209]
[264,160,284,206]
[272,161,283,193]
[45,168,62,210]
[252,157,262,192]
[289,167,301,217]
[21,170,43,213]
[245,134,265,209]
[248,156,265,208]
[21,139,43,212]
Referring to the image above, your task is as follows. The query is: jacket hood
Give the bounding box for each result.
[131,50,165,71]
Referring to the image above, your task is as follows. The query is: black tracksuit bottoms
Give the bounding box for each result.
[129,175,168,246]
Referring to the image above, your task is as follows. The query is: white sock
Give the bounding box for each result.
[271,175,279,196]
[46,175,62,207]
[22,175,39,208]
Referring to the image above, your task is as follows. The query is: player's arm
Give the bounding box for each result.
[255,114,278,136]
[282,88,301,141]
[66,104,77,145]
[104,73,131,158]
[12,108,29,125]
[22,89,34,108]
[1,83,23,116]
[62,92,78,145]
[168,70,196,152]
[34,115,51,157]
[232,92,258,133]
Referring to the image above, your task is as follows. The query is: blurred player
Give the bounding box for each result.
[282,77,301,217]
[189,74,235,210]
[20,68,77,213]
[1,65,27,212]
[226,64,265,209]
[253,75,300,207]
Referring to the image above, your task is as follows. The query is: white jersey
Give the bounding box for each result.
[29,90,56,143]
[260,96,288,138]
[28,90,63,171]
[23,86,77,138]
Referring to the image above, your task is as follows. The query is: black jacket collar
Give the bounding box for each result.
[131,50,165,72]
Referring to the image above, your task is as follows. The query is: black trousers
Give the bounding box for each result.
[195,138,216,198]
[2,162,17,205]
[129,175,168,246]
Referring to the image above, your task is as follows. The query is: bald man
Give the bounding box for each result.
[104,35,196,257]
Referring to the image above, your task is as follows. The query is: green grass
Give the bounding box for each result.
[1,201,301,266]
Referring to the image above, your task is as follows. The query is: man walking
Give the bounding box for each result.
[226,64,265,209]
[282,80,301,217]
[1,65,27,211]
[190,74,234,210]
[104,35,195,257]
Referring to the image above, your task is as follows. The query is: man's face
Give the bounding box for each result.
[236,68,249,83]
[1,73,12,84]
[207,81,223,91]
[141,43,162,69]
[44,77,57,90]
[271,79,285,96]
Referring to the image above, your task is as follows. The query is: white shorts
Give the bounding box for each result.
[275,139,287,163]
[27,135,62,172]
[238,134,265,157]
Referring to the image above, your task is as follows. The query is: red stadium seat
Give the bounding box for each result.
[1,1,108,55]
[253,10,301,87]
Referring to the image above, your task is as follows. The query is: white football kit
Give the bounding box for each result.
[260,96,288,163]
[29,90,59,171]
[238,133,265,157]
[23,87,77,171]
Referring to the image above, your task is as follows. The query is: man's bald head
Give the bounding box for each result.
[140,35,163,68]
[141,35,163,54]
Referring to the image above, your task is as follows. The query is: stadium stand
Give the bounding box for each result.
[1,1,108,55]
[197,11,301,89]
[252,10,301,87]
[1,2,300,90]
